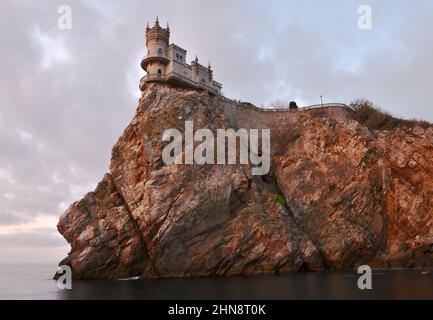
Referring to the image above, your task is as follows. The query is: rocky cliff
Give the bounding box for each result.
[57,83,433,279]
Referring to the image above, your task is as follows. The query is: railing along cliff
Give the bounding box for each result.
[219,96,354,113]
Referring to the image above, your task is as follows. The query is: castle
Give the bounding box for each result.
[140,18,222,95]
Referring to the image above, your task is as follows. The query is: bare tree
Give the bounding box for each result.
[269,99,288,109]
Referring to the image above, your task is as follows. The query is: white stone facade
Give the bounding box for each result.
[140,18,222,95]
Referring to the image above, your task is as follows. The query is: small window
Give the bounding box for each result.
[158,48,163,56]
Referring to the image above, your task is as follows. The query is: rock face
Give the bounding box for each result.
[58,83,433,279]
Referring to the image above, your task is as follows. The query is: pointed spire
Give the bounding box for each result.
[155,15,160,27]
[146,21,149,29]
[166,22,170,31]
[208,61,212,69]
[195,54,199,62]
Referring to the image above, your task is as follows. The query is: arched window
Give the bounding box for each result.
[157,69,162,77]
[158,48,163,56]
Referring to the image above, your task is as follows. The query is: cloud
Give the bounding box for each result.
[0,211,29,226]
[33,28,73,69]
[0,230,66,248]
[1,0,433,263]
[0,214,59,235]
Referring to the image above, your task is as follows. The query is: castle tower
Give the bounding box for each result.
[191,55,199,82]
[141,17,170,80]
[208,61,213,82]
[139,19,222,95]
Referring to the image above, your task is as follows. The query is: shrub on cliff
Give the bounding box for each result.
[351,99,430,131]
[271,193,286,206]
[289,101,299,109]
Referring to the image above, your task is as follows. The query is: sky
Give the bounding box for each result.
[1,0,433,264]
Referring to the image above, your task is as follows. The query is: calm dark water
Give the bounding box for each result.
[1,264,433,300]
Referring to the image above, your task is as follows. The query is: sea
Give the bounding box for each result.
[1,264,433,300]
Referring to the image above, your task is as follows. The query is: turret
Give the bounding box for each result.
[141,17,170,80]
[191,55,199,82]
[208,61,213,82]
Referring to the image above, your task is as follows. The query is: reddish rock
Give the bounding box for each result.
[57,83,433,279]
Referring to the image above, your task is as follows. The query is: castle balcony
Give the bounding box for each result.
[140,73,165,83]
[141,55,170,71]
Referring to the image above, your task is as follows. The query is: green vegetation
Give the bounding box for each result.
[271,193,286,206]
[351,99,431,131]
[111,145,122,162]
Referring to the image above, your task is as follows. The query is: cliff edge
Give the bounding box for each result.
[57,83,433,279]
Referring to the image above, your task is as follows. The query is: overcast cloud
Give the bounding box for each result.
[1,0,433,264]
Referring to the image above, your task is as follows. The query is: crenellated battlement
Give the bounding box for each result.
[168,44,187,54]
[191,59,210,71]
